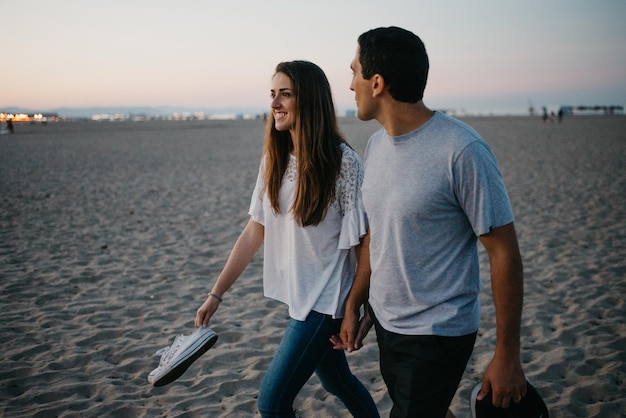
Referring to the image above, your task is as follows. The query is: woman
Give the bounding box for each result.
[195,61,378,418]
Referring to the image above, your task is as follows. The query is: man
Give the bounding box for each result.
[334,27,527,417]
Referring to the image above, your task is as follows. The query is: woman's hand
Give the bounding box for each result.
[331,305,373,352]
[194,294,221,328]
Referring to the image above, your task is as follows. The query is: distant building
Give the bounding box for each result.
[0,112,59,123]
[559,105,624,116]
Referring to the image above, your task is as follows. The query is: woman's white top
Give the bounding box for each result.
[249,143,368,320]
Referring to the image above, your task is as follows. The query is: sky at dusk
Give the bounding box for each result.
[3,0,625,115]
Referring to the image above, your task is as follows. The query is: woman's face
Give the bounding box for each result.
[270,72,296,133]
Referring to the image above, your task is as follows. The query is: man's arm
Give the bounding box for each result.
[332,229,373,352]
[478,222,527,408]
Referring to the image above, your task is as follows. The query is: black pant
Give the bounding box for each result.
[371,308,476,418]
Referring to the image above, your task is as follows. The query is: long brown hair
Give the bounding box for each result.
[262,61,348,227]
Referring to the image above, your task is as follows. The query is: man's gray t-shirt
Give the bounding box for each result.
[362,111,514,336]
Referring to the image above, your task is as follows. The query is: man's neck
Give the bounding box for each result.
[378,100,435,137]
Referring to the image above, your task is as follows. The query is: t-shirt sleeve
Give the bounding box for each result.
[248,160,266,226]
[454,141,514,236]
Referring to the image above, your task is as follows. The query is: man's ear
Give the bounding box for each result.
[371,74,385,97]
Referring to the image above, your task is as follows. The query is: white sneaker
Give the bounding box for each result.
[148,326,218,387]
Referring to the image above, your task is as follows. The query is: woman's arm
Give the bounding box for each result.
[195,217,265,328]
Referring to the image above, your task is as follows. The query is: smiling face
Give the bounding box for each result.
[270,72,297,134]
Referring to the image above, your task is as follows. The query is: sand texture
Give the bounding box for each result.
[1,116,625,417]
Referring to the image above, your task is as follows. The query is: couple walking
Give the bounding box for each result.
[193,26,529,418]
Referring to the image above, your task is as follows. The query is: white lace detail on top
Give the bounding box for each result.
[285,154,297,183]
[331,145,363,216]
[281,144,362,216]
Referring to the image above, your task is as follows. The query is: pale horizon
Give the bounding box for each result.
[3,0,625,116]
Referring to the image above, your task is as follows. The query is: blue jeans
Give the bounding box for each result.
[258,310,379,418]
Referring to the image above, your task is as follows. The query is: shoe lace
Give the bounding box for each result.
[155,334,187,367]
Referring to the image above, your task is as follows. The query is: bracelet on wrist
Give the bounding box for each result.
[208,292,223,303]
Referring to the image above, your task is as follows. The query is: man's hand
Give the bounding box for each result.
[477,353,527,408]
[331,305,373,352]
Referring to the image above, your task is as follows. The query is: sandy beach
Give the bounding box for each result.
[1,115,625,417]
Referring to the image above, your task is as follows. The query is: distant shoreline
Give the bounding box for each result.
[2,103,624,123]
[3,113,625,125]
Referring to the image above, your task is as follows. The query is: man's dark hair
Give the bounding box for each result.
[358,26,429,103]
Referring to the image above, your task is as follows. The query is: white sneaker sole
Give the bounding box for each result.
[470,382,481,418]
